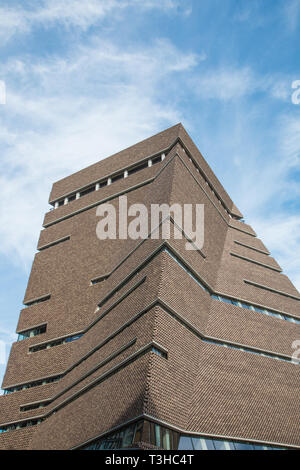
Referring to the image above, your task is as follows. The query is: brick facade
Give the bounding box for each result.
[0,124,299,449]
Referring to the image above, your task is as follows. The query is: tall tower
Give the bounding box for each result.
[0,124,299,450]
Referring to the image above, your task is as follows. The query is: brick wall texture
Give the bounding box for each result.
[0,123,299,449]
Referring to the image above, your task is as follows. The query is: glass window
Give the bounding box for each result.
[162,428,171,450]
[122,424,135,448]
[128,161,148,175]
[191,437,203,450]
[253,306,265,313]
[233,442,255,450]
[155,424,161,447]
[133,421,143,444]
[151,347,167,359]
[65,334,82,343]
[172,431,180,449]
[105,433,122,449]
[191,437,214,450]
[18,324,46,341]
[178,436,194,450]
[152,155,162,165]
[82,421,290,451]
[80,186,95,197]
[219,297,233,304]
[149,422,156,446]
[213,439,234,450]
[240,302,251,309]
[111,173,124,183]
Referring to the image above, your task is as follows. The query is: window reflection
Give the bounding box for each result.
[82,419,288,451]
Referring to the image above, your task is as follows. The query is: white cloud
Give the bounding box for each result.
[0,7,27,41]
[0,327,17,345]
[269,80,291,101]
[0,328,17,390]
[191,65,297,104]
[219,106,300,290]
[192,67,257,101]
[0,38,198,269]
[280,113,300,165]
[252,215,300,291]
[0,0,187,42]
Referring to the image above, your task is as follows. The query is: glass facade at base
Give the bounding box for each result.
[82,420,288,450]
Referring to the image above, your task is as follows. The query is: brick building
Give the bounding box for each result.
[0,124,299,450]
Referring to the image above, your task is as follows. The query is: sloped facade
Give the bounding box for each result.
[0,124,299,450]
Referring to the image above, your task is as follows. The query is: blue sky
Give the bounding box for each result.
[0,0,300,388]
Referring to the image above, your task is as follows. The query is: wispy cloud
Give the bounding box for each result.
[191,66,296,103]
[252,215,300,292]
[192,67,256,101]
[0,328,17,390]
[218,106,300,290]
[0,0,188,42]
[280,113,300,165]
[0,37,199,268]
[0,327,17,346]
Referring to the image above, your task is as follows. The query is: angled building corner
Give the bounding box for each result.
[0,123,299,450]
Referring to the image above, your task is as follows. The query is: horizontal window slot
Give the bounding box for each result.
[158,299,297,365]
[212,293,300,324]
[127,161,148,176]
[17,324,47,341]
[230,252,281,272]
[80,186,95,197]
[80,419,290,450]
[24,294,51,307]
[96,270,147,311]
[163,246,299,325]
[51,152,166,210]
[0,418,43,434]
[234,240,269,255]
[163,248,209,293]
[202,337,293,363]
[49,140,237,228]
[20,401,50,412]
[45,179,154,228]
[244,279,300,301]
[151,346,167,359]
[46,339,138,405]
[3,375,63,395]
[39,236,70,251]
[47,343,167,416]
[29,333,83,353]
[111,173,124,183]
[151,155,162,165]
[91,274,109,285]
